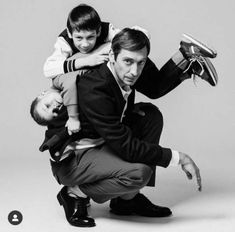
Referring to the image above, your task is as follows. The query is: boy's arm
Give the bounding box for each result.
[72,43,110,70]
[43,37,72,79]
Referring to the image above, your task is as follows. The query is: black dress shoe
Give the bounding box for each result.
[57,186,96,227]
[110,193,172,217]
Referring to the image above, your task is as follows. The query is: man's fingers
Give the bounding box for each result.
[180,154,202,192]
[182,164,192,179]
[196,176,202,191]
[195,168,202,191]
[186,171,193,179]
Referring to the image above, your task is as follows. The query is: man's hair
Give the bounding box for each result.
[111,28,150,59]
[67,4,101,34]
[30,97,49,126]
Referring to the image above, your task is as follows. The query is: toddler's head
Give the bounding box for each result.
[30,89,63,126]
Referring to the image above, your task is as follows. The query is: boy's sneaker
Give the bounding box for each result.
[185,56,218,86]
[180,33,217,59]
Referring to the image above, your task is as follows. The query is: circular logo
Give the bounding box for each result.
[8,210,23,225]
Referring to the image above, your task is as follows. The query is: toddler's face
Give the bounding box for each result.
[71,29,100,54]
[36,90,63,122]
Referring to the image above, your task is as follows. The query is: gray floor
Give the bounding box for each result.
[1,154,234,232]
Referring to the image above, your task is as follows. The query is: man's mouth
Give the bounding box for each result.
[125,77,135,83]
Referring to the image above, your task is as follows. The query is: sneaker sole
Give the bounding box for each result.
[183,33,217,58]
[202,57,218,86]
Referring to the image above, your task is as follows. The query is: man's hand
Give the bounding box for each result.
[65,117,81,135]
[179,152,202,191]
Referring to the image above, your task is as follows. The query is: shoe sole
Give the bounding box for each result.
[110,209,172,218]
[201,57,218,86]
[183,33,217,58]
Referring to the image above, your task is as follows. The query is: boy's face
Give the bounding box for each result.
[36,89,63,122]
[109,47,148,87]
[71,29,100,54]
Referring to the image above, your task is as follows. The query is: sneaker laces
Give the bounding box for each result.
[183,56,205,84]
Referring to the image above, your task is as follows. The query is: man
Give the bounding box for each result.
[35,28,217,227]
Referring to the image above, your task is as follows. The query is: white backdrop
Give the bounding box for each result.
[0,0,234,231]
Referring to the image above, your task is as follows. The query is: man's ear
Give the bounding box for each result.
[67,28,72,38]
[109,49,115,63]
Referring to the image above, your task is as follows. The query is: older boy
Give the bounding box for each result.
[43,4,119,134]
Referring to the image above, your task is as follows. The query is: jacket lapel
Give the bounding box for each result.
[99,64,127,114]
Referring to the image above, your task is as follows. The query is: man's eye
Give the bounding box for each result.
[124,60,132,65]
[138,60,146,66]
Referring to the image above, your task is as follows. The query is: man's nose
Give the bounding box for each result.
[130,64,138,76]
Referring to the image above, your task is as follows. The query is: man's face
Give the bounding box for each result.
[36,89,63,122]
[71,29,100,54]
[110,47,148,87]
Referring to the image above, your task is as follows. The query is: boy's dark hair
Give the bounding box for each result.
[30,97,49,126]
[111,28,150,59]
[67,4,101,34]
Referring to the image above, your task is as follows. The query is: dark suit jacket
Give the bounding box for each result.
[40,58,183,164]
[76,58,183,168]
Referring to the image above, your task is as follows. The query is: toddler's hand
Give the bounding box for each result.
[65,117,81,135]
